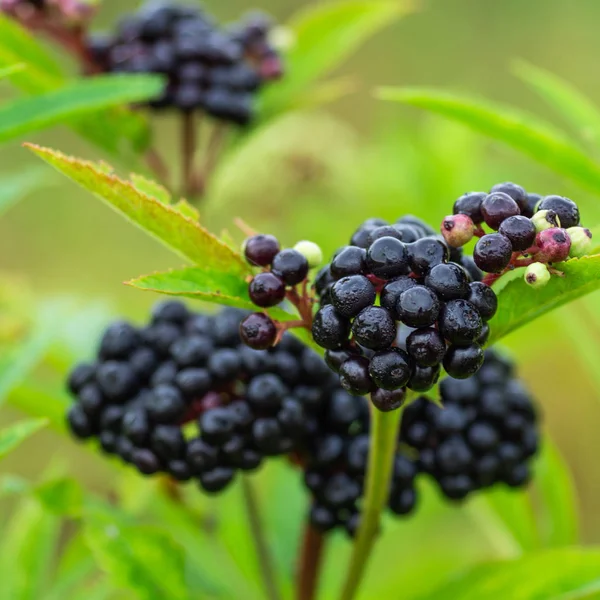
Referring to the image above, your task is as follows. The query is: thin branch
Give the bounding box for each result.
[145,147,171,186]
[241,476,283,600]
[181,111,197,197]
[296,521,326,600]
[196,122,228,195]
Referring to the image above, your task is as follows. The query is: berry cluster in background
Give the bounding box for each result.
[442,182,592,287]
[86,2,282,124]
[66,303,540,537]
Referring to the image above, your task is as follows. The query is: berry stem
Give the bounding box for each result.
[296,522,326,600]
[241,476,283,600]
[338,399,407,600]
[145,147,171,188]
[197,122,228,196]
[181,111,198,198]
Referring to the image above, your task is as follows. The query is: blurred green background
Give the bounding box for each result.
[2,0,600,597]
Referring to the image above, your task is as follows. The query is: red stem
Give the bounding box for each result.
[296,522,326,600]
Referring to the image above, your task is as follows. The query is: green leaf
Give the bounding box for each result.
[261,0,412,116]
[489,254,600,344]
[0,418,47,460]
[83,504,189,600]
[0,64,24,80]
[534,439,580,547]
[36,477,84,518]
[377,87,600,195]
[8,384,70,432]
[26,145,250,276]
[416,547,600,600]
[0,167,49,217]
[512,59,600,150]
[129,173,172,205]
[0,75,164,145]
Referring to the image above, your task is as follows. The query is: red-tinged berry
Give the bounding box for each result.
[249,272,286,307]
[534,228,571,263]
[271,249,309,285]
[441,214,476,248]
[453,191,486,224]
[537,195,580,229]
[481,192,520,230]
[371,387,406,412]
[244,234,280,266]
[473,233,513,273]
[490,182,528,214]
[239,313,277,350]
[312,305,351,350]
[498,215,536,251]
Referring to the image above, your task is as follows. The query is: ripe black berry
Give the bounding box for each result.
[330,246,367,279]
[312,305,351,350]
[490,182,528,214]
[244,234,280,266]
[380,276,417,319]
[199,467,236,493]
[467,282,497,322]
[481,192,520,230]
[249,272,286,307]
[424,263,470,300]
[368,348,412,390]
[439,299,483,345]
[96,361,137,402]
[351,306,396,350]
[537,195,580,229]
[365,236,409,280]
[331,275,376,318]
[146,384,187,423]
[239,312,277,350]
[443,344,484,379]
[453,192,486,224]
[407,238,449,275]
[406,328,446,367]
[339,356,374,396]
[397,286,441,328]
[407,364,441,392]
[473,233,513,273]
[99,321,140,360]
[246,373,287,409]
[271,249,309,285]
[498,215,536,251]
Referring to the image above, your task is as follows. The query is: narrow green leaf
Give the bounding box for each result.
[0,418,47,460]
[26,145,250,276]
[513,59,600,150]
[0,167,49,217]
[377,87,600,195]
[36,477,84,518]
[416,547,600,600]
[83,504,189,600]
[0,75,164,144]
[489,254,600,343]
[534,439,580,547]
[262,0,412,115]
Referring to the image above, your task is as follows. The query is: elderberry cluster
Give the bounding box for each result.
[402,349,540,499]
[442,182,592,287]
[311,215,496,406]
[86,1,282,124]
[1,0,90,21]
[66,302,349,493]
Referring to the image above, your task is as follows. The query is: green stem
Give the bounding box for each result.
[241,476,283,600]
[339,400,406,600]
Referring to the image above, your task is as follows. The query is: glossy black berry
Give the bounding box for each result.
[99,321,140,360]
[152,301,189,325]
[312,305,351,350]
[467,282,498,322]
[310,504,337,532]
[481,192,520,230]
[397,285,441,328]
[324,348,356,373]
[367,225,404,244]
[498,215,536,251]
[439,299,483,345]
[424,263,470,301]
[537,195,580,229]
[244,234,280,266]
[132,448,162,475]
[351,306,396,350]
[330,246,367,279]
[146,384,187,423]
[524,193,541,218]
[170,334,213,367]
[453,192,486,224]
[380,276,417,319]
[246,373,287,409]
[408,364,441,392]
[96,361,137,402]
[187,438,219,473]
[406,328,446,367]
[151,424,185,460]
[443,344,484,379]
[407,238,449,276]
[368,348,412,390]
[490,182,528,214]
[371,387,406,412]
[249,272,286,307]
[331,275,376,318]
[199,467,235,493]
[239,312,277,350]
[460,255,483,282]
[473,233,513,273]
[67,405,95,439]
[339,356,374,396]
[365,236,409,280]
[271,249,309,285]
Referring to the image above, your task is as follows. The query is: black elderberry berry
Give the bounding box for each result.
[271,249,309,285]
[407,364,441,392]
[67,363,96,395]
[96,361,137,402]
[439,299,483,345]
[143,322,181,355]
[244,234,280,266]
[467,282,498,322]
[524,193,541,218]
[239,312,277,350]
[443,344,484,379]
[331,275,376,318]
[352,306,397,350]
[170,334,213,367]
[146,384,187,423]
[460,256,484,282]
[453,192,486,224]
[246,373,288,409]
[406,328,446,367]
[151,424,186,460]
[367,225,404,244]
[537,195,580,229]
[339,356,374,396]
[498,215,536,251]
[199,467,235,493]
[473,233,513,273]
[324,348,356,373]
[368,348,412,390]
[208,348,242,380]
[424,263,470,301]
[99,321,140,360]
[78,384,105,418]
[407,238,449,276]
[310,504,337,532]
[249,272,286,307]
[122,406,151,445]
[131,448,162,475]
[397,285,441,328]
[371,387,406,412]
[67,405,95,439]
[330,246,367,279]
[365,236,409,279]
[380,276,417,319]
[312,305,351,350]
[490,182,528,214]
[481,192,521,230]
[152,301,189,325]
[187,438,219,473]
[388,487,417,515]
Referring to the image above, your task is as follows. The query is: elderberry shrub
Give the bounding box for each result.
[401,349,540,499]
[85,2,282,124]
[311,215,494,404]
[66,302,354,494]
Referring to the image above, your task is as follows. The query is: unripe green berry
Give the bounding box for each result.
[524,263,551,288]
[567,226,593,258]
[294,240,323,268]
[531,209,560,232]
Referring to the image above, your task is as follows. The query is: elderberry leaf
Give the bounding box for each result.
[489,254,600,344]
[416,547,600,600]
[261,0,413,116]
[26,145,250,276]
[512,59,600,151]
[35,477,84,518]
[0,418,47,461]
[0,75,164,145]
[377,87,600,196]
